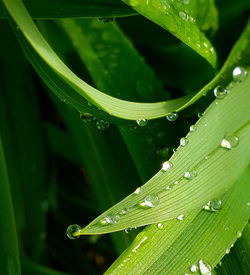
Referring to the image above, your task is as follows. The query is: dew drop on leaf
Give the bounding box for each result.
[139,194,160,208]
[157,223,164,229]
[100,215,119,225]
[184,169,197,180]
[232,66,248,82]
[237,231,242,238]
[214,85,228,99]
[161,161,173,172]
[190,125,197,132]
[225,248,230,254]
[220,135,239,149]
[190,264,198,272]
[166,112,178,122]
[124,228,132,234]
[134,187,142,194]
[198,112,204,118]
[203,200,222,212]
[199,260,211,275]
[136,119,148,127]
[66,224,81,240]
[177,214,185,221]
[180,137,189,146]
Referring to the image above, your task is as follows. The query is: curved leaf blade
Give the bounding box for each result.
[79,72,250,234]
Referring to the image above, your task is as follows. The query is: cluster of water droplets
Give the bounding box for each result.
[188,260,211,274]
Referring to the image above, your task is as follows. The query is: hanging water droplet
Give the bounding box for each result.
[125,228,132,234]
[184,169,197,180]
[214,85,228,99]
[139,194,160,208]
[166,112,178,122]
[134,187,142,194]
[177,214,184,221]
[157,223,164,229]
[225,248,230,254]
[161,161,173,172]
[190,264,198,272]
[232,66,248,82]
[237,231,242,238]
[220,135,239,150]
[96,120,109,130]
[203,200,222,212]
[66,224,81,240]
[136,119,148,127]
[180,137,189,147]
[199,260,211,275]
[198,112,204,118]
[100,215,119,225]
[80,113,94,123]
[190,125,197,132]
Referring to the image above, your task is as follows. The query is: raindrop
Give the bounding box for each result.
[161,161,173,172]
[80,113,94,123]
[96,120,109,130]
[157,223,164,229]
[232,66,248,82]
[184,169,197,180]
[247,202,250,207]
[139,194,160,208]
[166,186,171,190]
[198,112,204,118]
[225,248,230,254]
[66,224,81,240]
[203,200,222,212]
[179,11,189,21]
[119,208,129,215]
[174,180,179,185]
[237,231,242,238]
[214,85,228,99]
[100,215,119,225]
[204,155,210,160]
[190,264,198,272]
[125,228,132,234]
[134,187,142,194]
[180,137,189,147]
[220,135,239,150]
[136,119,148,127]
[166,112,178,122]
[177,214,184,221]
[190,125,197,132]
[199,260,211,275]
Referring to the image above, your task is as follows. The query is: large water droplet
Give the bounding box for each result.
[136,119,148,127]
[139,194,160,208]
[184,169,197,180]
[96,120,109,130]
[166,112,178,122]
[220,135,239,149]
[161,161,173,172]
[124,228,132,234]
[203,200,222,212]
[214,85,228,99]
[199,260,211,275]
[190,125,197,132]
[66,224,81,239]
[134,187,142,194]
[232,66,248,82]
[180,137,189,147]
[190,264,198,272]
[157,223,164,229]
[237,231,242,238]
[100,215,119,225]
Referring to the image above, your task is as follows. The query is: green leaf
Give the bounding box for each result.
[106,167,250,274]
[0,135,21,274]
[121,0,218,67]
[78,72,250,234]
[0,0,135,19]
[3,0,250,123]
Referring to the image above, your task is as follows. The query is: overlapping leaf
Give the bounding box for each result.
[122,0,218,67]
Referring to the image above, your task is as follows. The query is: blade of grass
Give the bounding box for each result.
[79,71,250,234]
[0,0,135,19]
[121,0,218,67]
[106,167,250,274]
[0,134,21,274]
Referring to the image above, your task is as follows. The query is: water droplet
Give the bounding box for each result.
[80,113,94,123]
[132,234,148,252]
[214,85,228,99]
[136,119,148,127]
[134,187,142,194]
[157,223,164,229]
[161,161,173,172]
[66,224,81,239]
[96,120,109,130]
[119,208,129,215]
[220,135,239,149]
[179,11,190,21]
[203,200,222,212]
[232,66,248,82]
[174,180,179,185]
[166,186,171,190]
[205,155,210,160]
[225,248,230,254]
[184,169,197,180]
[199,260,211,275]
[198,112,204,118]
[180,137,189,147]
[237,231,242,238]
[100,215,119,225]
[190,125,197,132]
[139,194,160,208]
[125,228,132,234]
[247,202,250,207]
[190,264,198,272]
[177,214,184,221]
[166,112,178,122]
